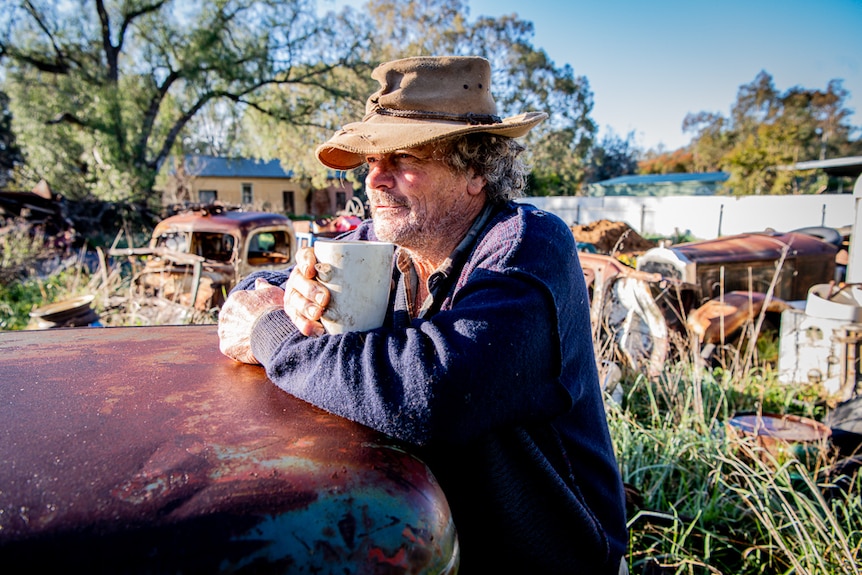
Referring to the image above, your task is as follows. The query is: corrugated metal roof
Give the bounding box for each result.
[181,155,349,180]
[187,155,294,178]
[793,156,862,178]
[595,171,729,186]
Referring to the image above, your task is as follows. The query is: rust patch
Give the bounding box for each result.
[0,325,457,573]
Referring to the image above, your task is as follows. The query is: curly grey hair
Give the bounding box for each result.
[432,133,530,203]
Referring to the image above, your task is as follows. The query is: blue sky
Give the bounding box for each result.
[324,0,862,152]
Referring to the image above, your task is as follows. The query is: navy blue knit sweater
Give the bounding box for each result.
[244,202,627,573]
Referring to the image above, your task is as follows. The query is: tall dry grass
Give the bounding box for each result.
[606,317,862,574]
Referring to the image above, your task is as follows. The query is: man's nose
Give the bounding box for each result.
[366,161,394,188]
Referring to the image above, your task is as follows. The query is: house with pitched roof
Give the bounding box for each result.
[165,155,355,217]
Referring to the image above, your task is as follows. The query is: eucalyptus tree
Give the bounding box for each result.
[249,0,598,195]
[684,71,860,195]
[0,0,368,202]
[0,91,23,187]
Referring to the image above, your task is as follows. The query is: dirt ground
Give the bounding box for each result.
[570,220,657,254]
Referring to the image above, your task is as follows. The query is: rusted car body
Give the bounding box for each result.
[579,230,841,374]
[0,325,459,573]
[111,207,297,310]
[636,231,839,307]
[639,231,839,347]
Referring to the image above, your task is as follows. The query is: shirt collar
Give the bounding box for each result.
[395,202,497,319]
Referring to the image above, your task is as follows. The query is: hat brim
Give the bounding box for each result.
[316,111,548,170]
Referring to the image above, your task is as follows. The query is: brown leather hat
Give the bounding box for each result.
[316,56,548,170]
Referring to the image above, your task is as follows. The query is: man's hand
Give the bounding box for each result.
[218,277,287,364]
[284,247,330,337]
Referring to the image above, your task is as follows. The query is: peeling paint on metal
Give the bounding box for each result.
[0,325,458,573]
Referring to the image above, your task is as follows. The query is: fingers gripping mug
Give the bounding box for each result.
[312,239,396,334]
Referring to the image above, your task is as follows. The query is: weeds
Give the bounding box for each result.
[610,349,862,574]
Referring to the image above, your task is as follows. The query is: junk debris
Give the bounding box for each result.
[579,252,670,380]
[28,294,100,329]
[109,204,297,311]
[0,180,74,238]
[778,282,862,400]
[636,230,840,305]
[579,225,845,391]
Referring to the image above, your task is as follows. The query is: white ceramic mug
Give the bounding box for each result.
[313,239,396,334]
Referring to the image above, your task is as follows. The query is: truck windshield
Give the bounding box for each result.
[192,233,235,262]
[153,231,188,253]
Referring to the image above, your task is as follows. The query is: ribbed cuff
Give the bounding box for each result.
[250,308,298,366]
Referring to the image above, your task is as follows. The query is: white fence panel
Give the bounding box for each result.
[521,194,855,240]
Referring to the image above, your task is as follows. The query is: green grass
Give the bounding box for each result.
[610,362,862,574]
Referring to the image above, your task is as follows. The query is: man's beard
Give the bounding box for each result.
[369,189,467,254]
[367,190,414,244]
[371,205,424,248]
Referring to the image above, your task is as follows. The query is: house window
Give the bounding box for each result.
[283,191,295,214]
[199,189,217,203]
[336,191,347,212]
[241,183,253,205]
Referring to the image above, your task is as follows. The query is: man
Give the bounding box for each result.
[218,56,627,574]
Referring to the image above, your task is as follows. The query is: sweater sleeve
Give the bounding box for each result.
[249,207,581,448]
[252,270,568,447]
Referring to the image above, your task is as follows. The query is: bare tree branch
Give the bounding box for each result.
[46,112,87,127]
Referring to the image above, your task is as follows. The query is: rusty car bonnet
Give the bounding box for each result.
[0,325,458,573]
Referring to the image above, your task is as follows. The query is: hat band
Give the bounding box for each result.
[367,105,503,125]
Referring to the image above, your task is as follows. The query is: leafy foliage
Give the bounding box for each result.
[244,0,598,195]
[0,0,368,202]
[682,71,861,195]
[638,148,696,175]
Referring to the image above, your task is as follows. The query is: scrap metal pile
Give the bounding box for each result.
[108,203,297,313]
[574,220,845,392]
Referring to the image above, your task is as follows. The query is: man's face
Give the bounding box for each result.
[364,146,483,251]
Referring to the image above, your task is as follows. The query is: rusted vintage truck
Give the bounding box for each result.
[580,229,842,379]
[110,205,297,310]
[636,230,841,308]
[0,325,459,573]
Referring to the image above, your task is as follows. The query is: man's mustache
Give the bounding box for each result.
[369,192,409,208]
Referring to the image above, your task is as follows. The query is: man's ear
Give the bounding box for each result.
[465,170,486,197]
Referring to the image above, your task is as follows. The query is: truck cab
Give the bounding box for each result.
[111,206,297,310]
